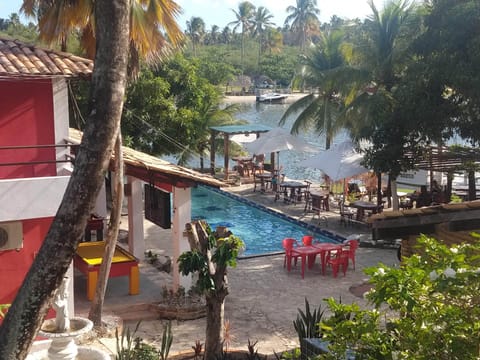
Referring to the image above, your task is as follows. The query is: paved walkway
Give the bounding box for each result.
[74,183,399,357]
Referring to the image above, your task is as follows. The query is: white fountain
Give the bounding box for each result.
[27,277,110,360]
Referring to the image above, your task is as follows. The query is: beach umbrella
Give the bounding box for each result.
[244,127,316,154]
[244,127,317,170]
[300,140,368,182]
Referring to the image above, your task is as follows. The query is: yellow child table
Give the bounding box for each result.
[74,241,139,301]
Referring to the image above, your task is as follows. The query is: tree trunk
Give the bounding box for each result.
[391,179,399,211]
[386,174,392,208]
[0,0,130,358]
[88,133,124,327]
[376,172,382,206]
[204,294,225,359]
[468,170,476,201]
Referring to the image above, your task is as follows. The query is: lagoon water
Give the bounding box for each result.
[169,98,349,182]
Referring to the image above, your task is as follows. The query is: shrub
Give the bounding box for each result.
[318,235,480,359]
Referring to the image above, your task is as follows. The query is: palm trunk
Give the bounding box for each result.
[0,0,130,357]
[88,133,124,327]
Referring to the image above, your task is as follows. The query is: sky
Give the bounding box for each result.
[1,0,387,29]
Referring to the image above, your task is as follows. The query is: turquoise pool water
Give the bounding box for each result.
[191,186,342,257]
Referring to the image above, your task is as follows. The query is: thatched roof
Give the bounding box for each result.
[0,37,93,79]
[67,128,224,188]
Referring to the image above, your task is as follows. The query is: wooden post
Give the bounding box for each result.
[210,130,216,175]
[224,133,229,180]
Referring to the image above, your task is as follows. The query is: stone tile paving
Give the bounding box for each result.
[77,182,399,357]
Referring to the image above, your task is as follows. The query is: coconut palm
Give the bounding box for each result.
[0,1,131,357]
[21,0,184,73]
[229,1,256,72]
[344,0,414,136]
[252,6,275,65]
[263,28,283,54]
[221,25,232,44]
[284,0,321,52]
[206,25,220,45]
[280,30,353,150]
[178,99,241,171]
[186,16,205,56]
[342,0,416,208]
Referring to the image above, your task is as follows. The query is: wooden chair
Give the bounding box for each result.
[311,194,328,226]
[253,172,262,192]
[339,201,354,226]
[253,154,265,173]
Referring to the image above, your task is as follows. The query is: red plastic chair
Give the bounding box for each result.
[325,249,349,277]
[302,235,313,246]
[282,238,300,272]
[342,239,359,270]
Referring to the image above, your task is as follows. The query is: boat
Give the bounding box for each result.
[256,92,288,104]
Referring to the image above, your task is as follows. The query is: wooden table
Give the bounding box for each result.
[74,241,139,301]
[350,200,379,222]
[232,156,254,176]
[254,172,273,193]
[279,181,309,204]
[309,190,330,211]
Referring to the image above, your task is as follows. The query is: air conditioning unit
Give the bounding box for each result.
[0,221,23,251]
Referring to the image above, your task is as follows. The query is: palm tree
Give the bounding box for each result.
[179,99,241,171]
[0,0,131,357]
[19,0,184,327]
[186,16,205,56]
[279,30,352,150]
[221,25,232,44]
[343,0,415,208]
[229,1,256,72]
[206,25,220,45]
[21,0,184,74]
[284,0,321,52]
[263,28,283,55]
[252,6,275,66]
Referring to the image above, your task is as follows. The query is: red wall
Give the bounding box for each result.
[0,217,53,307]
[0,79,56,179]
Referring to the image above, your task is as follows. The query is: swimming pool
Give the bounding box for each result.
[191,185,343,257]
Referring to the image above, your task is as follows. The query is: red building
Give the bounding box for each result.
[0,37,224,324]
[0,37,93,316]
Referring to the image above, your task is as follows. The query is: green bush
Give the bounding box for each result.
[318,235,480,359]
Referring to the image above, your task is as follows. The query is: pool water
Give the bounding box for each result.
[191,186,342,257]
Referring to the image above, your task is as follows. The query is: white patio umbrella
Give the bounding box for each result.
[244,127,317,154]
[300,140,369,182]
[244,127,317,170]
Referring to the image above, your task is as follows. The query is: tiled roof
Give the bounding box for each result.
[0,37,93,78]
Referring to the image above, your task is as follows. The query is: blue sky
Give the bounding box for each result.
[1,0,386,29]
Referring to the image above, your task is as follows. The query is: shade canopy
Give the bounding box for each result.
[300,140,369,181]
[244,127,317,154]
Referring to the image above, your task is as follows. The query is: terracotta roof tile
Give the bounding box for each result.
[0,37,93,78]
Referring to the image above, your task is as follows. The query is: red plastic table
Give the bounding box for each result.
[312,243,343,275]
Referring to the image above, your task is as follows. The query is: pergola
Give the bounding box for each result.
[409,145,480,200]
[210,124,271,179]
